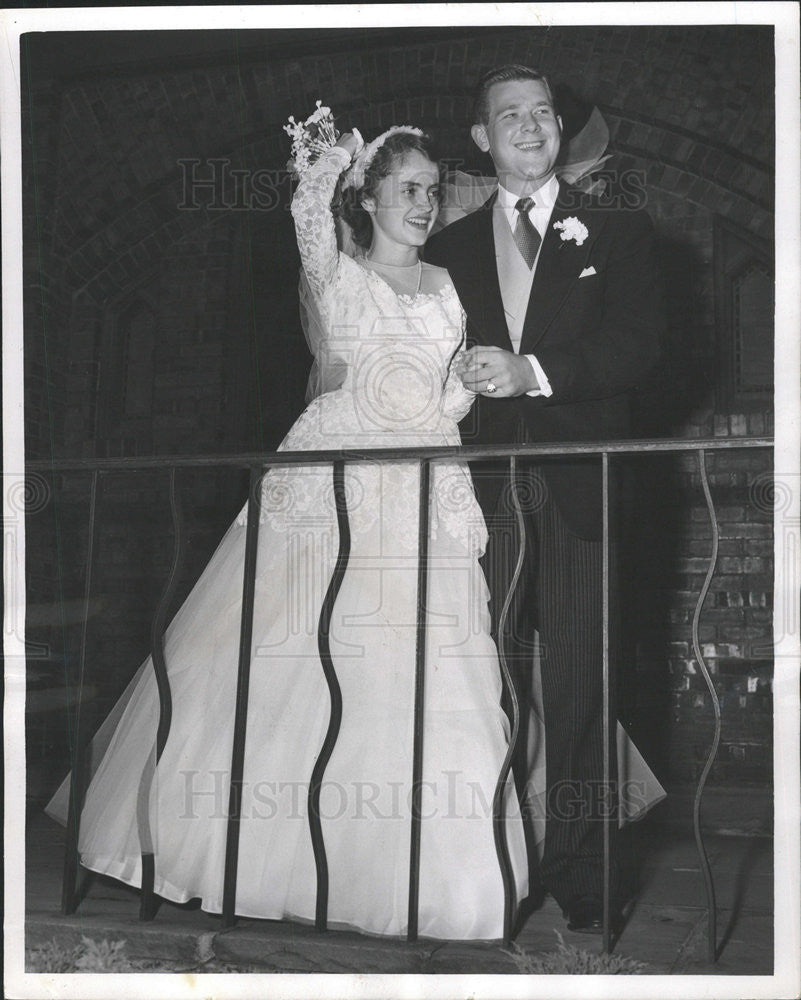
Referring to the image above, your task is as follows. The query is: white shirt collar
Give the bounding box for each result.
[497,175,560,232]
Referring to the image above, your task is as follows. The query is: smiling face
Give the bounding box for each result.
[471,78,562,195]
[361,149,440,255]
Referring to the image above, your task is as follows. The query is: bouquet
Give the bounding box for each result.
[283,100,341,177]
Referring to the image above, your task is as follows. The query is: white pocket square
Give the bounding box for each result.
[579,266,597,278]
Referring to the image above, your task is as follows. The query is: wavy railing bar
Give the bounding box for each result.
[310,461,349,932]
[222,465,263,928]
[692,450,723,963]
[492,456,525,946]
[26,436,774,473]
[139,468,182,921]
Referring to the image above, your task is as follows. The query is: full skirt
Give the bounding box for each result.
[48,452,528,941]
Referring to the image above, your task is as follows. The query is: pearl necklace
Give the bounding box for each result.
[362,256,423,297]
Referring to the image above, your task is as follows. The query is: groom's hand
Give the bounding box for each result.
[458,346,539,397]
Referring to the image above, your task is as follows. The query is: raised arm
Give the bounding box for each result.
[290,145,351,300]
[290,132,362,301]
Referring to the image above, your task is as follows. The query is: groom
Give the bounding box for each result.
[426,65,664,932]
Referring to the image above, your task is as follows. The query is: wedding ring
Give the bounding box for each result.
[486,380,497,394]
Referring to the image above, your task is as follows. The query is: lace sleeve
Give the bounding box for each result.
[441,325,477,423]
[290,146,352,300]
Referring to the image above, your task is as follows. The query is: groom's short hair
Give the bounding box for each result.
[473,65,556,125]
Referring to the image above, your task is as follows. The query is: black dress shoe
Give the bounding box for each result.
[564,895,623,934]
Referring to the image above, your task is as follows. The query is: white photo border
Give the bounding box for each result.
[3,4,799,999]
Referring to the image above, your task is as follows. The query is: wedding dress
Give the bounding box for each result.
[46,146,530,940]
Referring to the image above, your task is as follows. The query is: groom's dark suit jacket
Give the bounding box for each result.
[426,184,664,540]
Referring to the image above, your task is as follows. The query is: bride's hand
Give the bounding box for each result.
[336,130,363,158]
[459,345,540,396]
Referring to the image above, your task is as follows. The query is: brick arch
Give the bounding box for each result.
[60,129,287,306]
[45,25,772,255]
[65,95,772,312]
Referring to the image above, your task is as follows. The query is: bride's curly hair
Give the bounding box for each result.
[337,131,443,250]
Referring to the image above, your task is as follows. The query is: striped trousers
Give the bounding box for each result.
[479,460,620,910]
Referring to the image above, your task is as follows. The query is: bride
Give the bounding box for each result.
[47,122,531,941]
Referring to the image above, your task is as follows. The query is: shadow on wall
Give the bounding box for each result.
[619,234,713,778]
[636,235,713,437]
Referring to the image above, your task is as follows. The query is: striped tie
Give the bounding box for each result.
[514,196,541,268]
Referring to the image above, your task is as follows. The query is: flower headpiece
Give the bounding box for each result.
[283,100,341,177]
[342,125,425,191]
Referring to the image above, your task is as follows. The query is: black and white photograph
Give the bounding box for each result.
[3,4,799,998]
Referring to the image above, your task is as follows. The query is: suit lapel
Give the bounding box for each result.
[519,184,606,354]
[449,195,513,351]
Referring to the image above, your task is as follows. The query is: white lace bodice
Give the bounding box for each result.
[290,147,476,434]
[243,147,485,555]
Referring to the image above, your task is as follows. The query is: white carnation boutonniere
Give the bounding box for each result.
[553,217,589,246]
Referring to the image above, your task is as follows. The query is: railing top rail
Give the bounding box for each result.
[25,436,773,473]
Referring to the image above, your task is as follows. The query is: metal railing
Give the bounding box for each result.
[29,434,772,957]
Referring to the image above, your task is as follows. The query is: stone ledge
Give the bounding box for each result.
[25,910,522,974]
[212,920,434,974]
[26,913,203,964]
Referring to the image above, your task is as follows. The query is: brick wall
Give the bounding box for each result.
[22,26,774,804]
